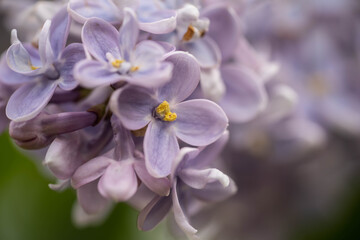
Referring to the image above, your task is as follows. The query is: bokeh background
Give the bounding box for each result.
[1,1,360,240]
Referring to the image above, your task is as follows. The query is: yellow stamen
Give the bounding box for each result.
[130,66,140,72]
[112,59,124,68]
[183,25,195,41]
[164,112,177,122]
[155,101,177,122]
[31,65,39,70]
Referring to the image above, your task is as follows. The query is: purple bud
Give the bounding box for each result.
[10,111,97,149]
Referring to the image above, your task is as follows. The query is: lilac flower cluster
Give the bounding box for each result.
[0,0,276,238]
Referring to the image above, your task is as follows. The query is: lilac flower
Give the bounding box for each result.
[188,5,269,123]
[5,8,85,122]
[44,120,113,180]
[138,132,237,239]
[110,51,228,178]
[74,9,174,89]
[68,0,177,34]
[72,117,171,203]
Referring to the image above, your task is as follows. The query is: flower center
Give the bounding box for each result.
[112,59,124,68]
[30,65,39,70]
[155,101,177,122]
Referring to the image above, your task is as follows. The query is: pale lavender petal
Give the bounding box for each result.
[110,86,155,130]
[219,65,267,123]
[0,53,34,85]
[119,8,139,60]
[131,62,173,88]
[172,179,199,240]
[72,156,114,189]
[82,18,121,62]
[174,99,228,146]
[74,59,127,88]
[44,131,84,179]
[98,160,138,202]
[6,81,57,122]
[202,5,240,61]
[190,178,237,202]
[144,121,179,178]
[111,116,135,160]
[68,0,122,24]
[181,37,221,69]
[138,10,177,34]
[132,40,166,70]
[6,38,41,75]
[57,43,85,90]
[171,147,200,181]
[158,52,200,104]
[134,161,171,196]
[49,7,71,59]
[186,131,229,169]
[38,20,54,65]
[77,180,111,214]
[179,168,230,190]
[137,195,172,231]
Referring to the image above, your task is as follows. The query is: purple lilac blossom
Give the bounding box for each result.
[110,51,228,178]
[5,8,86,122]
[138,132,236,239]
[74,9,173,89]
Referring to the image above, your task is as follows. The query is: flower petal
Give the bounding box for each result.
[144,120,179,178]
[158,51,200,104]
[172,179,199,240]
[179,168,230,190]
[181,37,221,69]
[190,177,237,203]
[98,160,138,202]
[219,65,267,123]
[134,161,171,196]
[202,5,240,61]
[82,17,121,62]
[72,156,114,189]
[132,40,166,70]
[74,59,127,88]
[57,43,85,90]
[138,7,176,34]
[119,8,139,60]
[77,180,111,214]
[6,32,42,75]
[111,116,135,160]
[68,0,121,24]
[137,195,172,231]
[131,62,173,88]
[185,131,229,169]
[6,81,57,122]
[174,99,228,146]
[110,86,155,130]
[0,52,34,85]
[44,131,84,180]
[49,7,71,59]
